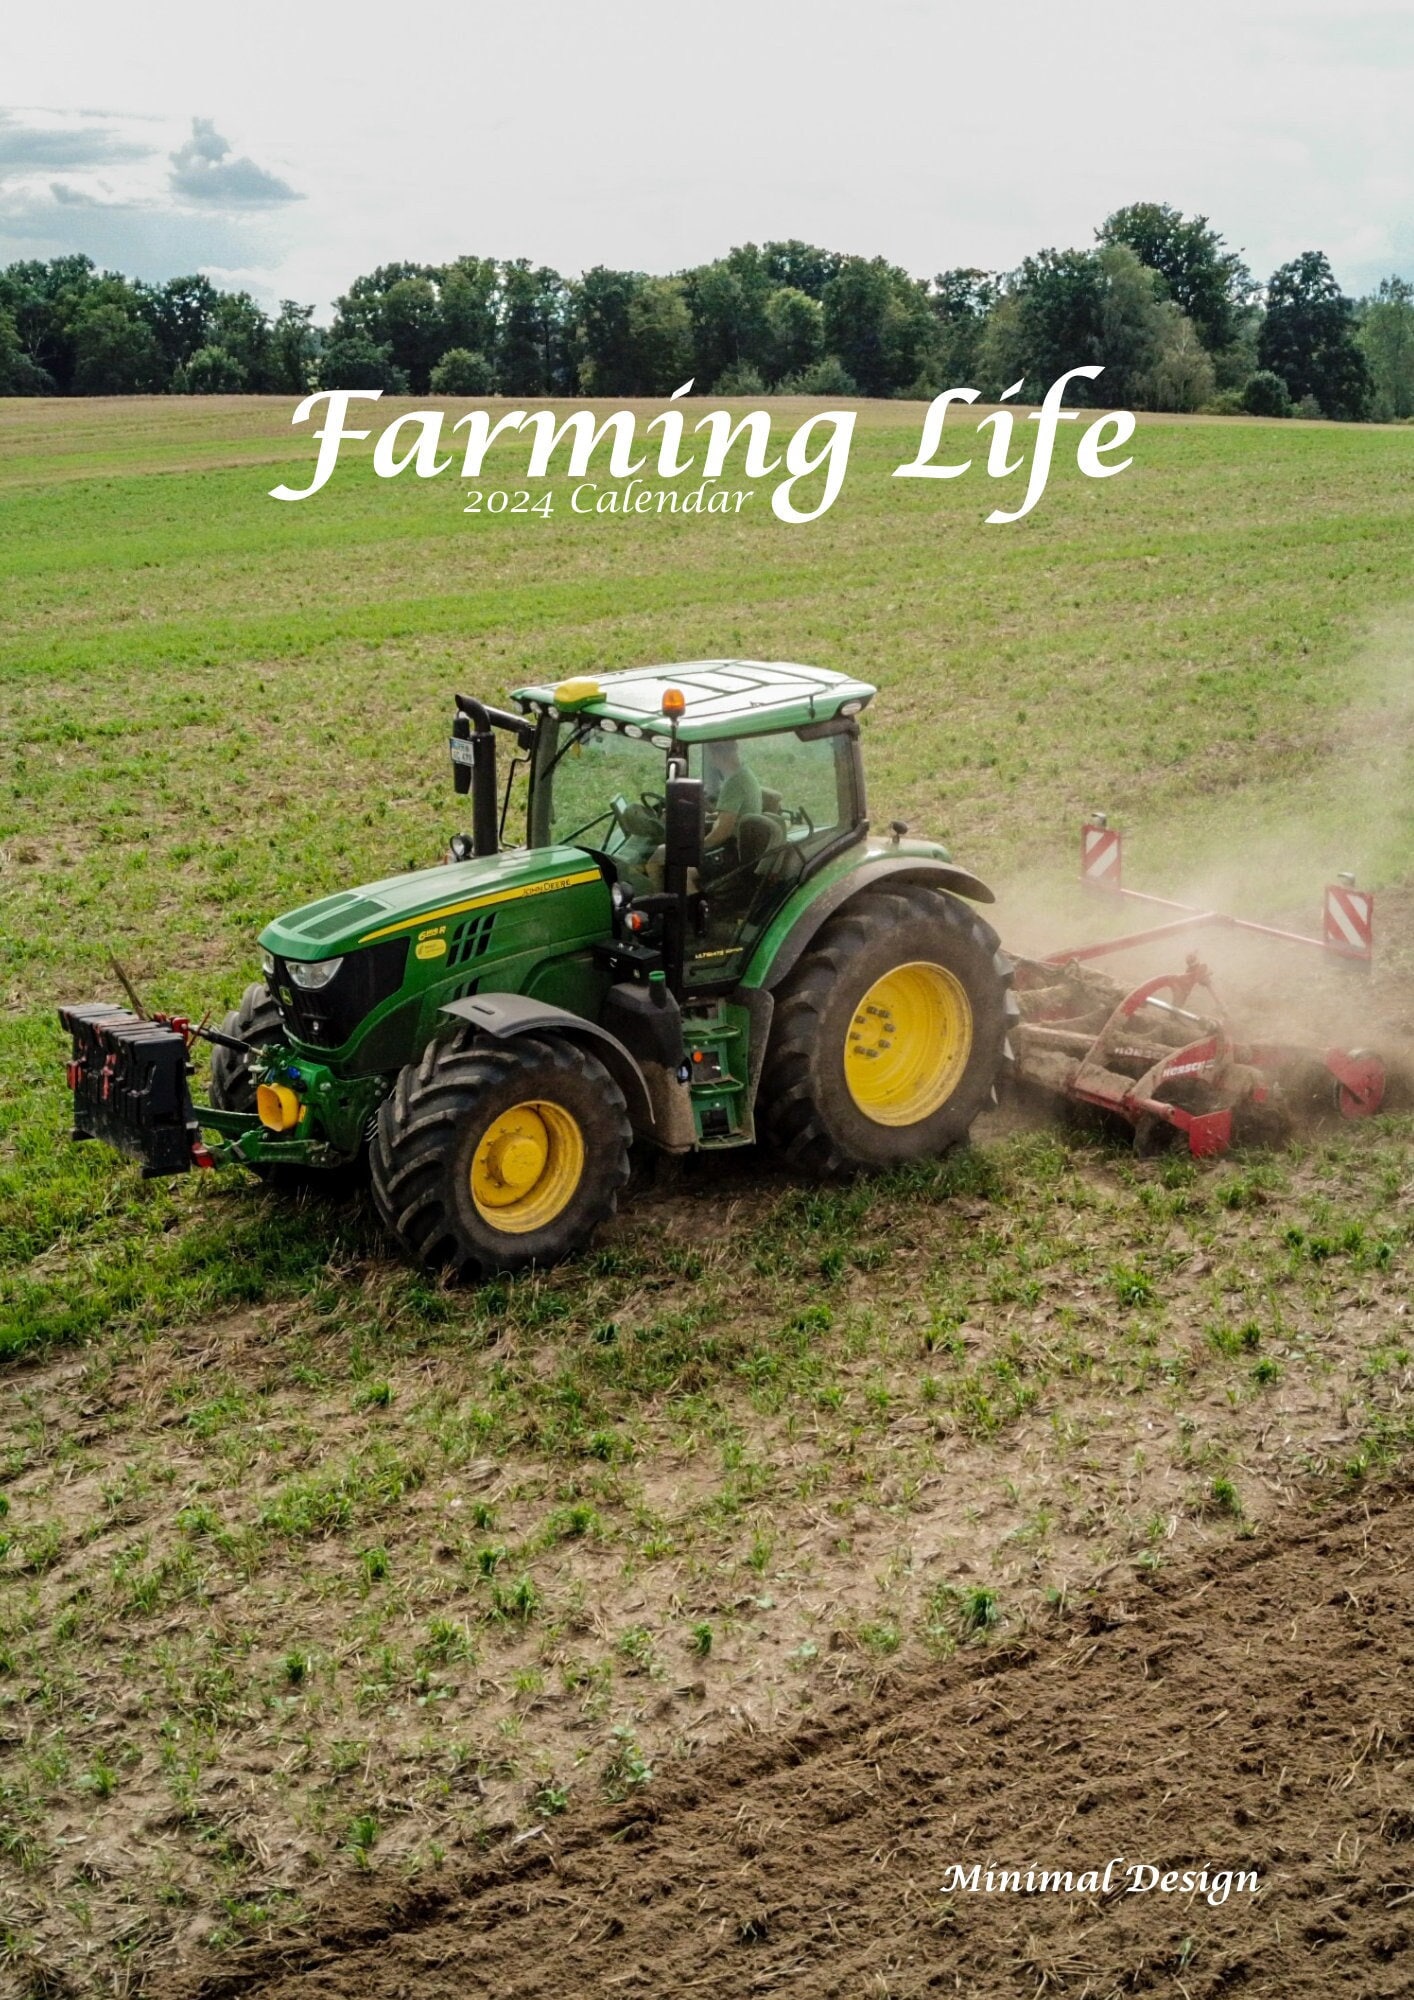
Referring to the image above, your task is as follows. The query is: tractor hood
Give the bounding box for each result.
[259,846,608,965]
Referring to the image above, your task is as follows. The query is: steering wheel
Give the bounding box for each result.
[609,791,665,841]
[785,805,815,839]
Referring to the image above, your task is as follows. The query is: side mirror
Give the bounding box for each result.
[662,776,705,897]
[450,713,473,796]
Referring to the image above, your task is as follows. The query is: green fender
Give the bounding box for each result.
[738,842,997,996]
[441,991,655,1129]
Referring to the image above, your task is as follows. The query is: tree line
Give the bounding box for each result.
[3,205,1412,421]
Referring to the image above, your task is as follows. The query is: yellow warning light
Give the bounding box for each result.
[661,687,686,719]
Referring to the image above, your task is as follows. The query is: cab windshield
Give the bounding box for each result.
[530,722,669,857]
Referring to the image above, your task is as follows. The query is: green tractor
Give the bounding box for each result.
[60,661,1015,1277]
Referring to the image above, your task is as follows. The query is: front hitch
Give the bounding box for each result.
[59,1003,378,1178]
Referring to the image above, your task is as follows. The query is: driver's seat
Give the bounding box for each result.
[704,811,790,921]
[735,811,788,871]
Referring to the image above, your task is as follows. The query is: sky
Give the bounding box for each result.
[2,0,1411,315]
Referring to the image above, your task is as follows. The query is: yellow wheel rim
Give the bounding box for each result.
[469,1099,586,1234]
[844,961,973,1126]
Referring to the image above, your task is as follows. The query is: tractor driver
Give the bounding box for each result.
[644,736,762,890]
[701,737,762,867]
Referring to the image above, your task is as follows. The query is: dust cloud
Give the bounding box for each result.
[990,609,1414,1107]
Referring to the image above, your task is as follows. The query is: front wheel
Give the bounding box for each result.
[370,1033,631,1278]
[208,982,366,1192]
[758,887,1013,1175]
[208,981,285,1117]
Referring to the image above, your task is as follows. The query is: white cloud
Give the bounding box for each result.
[168,118,300,207]
[0,108,302,286]
[0,109,152,172]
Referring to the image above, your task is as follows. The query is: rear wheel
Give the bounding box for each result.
[758,887,1013,1175]
[370,1033,631,1278]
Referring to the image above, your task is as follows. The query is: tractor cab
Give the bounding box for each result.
[508,660,876,990]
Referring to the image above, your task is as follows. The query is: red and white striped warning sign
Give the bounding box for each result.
[1080,820,1122,889]
[1323,883,1374,961]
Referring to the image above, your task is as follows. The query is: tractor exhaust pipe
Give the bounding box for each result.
[451,698,500,858]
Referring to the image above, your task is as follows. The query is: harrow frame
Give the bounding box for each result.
[1006,822,1386,1158]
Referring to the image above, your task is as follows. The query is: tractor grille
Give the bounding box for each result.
[270,938,409,1050]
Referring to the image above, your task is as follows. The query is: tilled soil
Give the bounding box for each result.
[170,1481,1414,2000]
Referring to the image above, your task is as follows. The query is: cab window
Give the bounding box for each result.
[530,721,667,857]
[683,724,859,987]
[688,725,850,864]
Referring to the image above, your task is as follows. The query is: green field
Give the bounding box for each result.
[4,396,1413,1353]
[2,397,1413,1991]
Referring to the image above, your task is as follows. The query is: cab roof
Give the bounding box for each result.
[511,659,876,742]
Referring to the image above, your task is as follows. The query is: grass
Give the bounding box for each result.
[5,395,1414,1356]
[2,396,1413,1992]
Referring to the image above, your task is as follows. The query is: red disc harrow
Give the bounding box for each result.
[1008,819,1385,1158]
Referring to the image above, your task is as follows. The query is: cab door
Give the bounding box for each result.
[684,721,862,992]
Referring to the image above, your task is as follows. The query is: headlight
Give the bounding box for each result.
[261,950,276,979]
[287,956,343,990]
